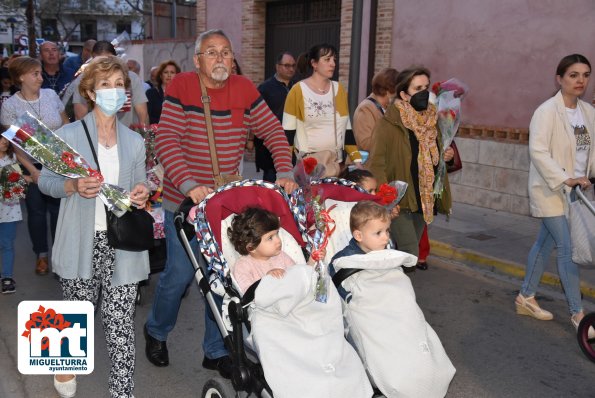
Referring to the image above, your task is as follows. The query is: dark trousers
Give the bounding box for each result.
[25,183,60,256]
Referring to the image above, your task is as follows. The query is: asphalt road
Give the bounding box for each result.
[1,221,594,398]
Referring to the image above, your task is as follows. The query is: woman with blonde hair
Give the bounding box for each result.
[0,56,68,275]
[39,55,150,398]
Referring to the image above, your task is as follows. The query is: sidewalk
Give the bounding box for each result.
[242,158,595,301]
[428,202,595,300]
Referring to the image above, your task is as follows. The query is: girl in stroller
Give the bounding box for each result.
[228,207,320,294]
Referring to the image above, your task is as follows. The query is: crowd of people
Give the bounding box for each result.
[0,28,594,397]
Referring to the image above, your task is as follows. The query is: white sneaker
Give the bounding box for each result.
[54,375,77,398]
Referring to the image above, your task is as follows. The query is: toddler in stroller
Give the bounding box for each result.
[310,179,456,398]
[180,180,372,398]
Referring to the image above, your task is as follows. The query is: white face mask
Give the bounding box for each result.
[94,88,126,116]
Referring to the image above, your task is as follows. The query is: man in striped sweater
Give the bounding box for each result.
[144,29,298,377]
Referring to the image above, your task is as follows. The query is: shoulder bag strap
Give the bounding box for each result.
[81,119,100,173]
[197,72,221,178]
[366,96,385,115]
[331,81,338,151]
[81,119,112,214]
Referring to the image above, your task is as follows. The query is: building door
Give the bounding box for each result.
[265,0,341,80]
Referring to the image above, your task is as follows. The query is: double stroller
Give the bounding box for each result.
[175,179,455,397]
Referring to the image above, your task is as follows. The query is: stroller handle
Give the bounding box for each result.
[574,186,595,217]
[174,197,197,242]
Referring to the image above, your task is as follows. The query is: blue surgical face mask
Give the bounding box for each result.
[94,88,126,116]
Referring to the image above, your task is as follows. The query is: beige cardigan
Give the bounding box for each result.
[353,99,383,151]
[528,90,595,217]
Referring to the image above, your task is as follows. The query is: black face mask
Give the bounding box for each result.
[409,90,429,112]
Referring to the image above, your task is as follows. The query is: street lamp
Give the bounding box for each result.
[7,17,17,55]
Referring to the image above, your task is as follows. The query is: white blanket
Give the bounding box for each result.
[334,250,456,398]
[248,264,373,398]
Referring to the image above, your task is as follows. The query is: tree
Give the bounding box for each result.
[37,0,86,42]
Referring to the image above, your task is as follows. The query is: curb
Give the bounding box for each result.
[429,239,595,300]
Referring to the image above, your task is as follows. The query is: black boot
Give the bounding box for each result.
[144,324,169,367]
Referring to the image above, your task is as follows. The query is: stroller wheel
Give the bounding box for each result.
[201,377,237,398]
[577,312,595,363]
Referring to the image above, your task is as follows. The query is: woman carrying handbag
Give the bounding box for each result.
[39,55,150,398]
[516,54,595,339]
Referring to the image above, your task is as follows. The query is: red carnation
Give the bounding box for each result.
[3,190,12,199]
[376,183,397,205]
[88,169,104,182]
[8,172,20,183]
[14,128,31,144]
[303,157,318,175]
[431,81,443,95]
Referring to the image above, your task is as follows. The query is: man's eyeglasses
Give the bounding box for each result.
[197,49,234,59]
[278,63,296,69]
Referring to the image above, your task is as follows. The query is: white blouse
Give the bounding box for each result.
[94,144,120,231]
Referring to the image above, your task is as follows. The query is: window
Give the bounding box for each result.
[80,20,97,41]
[116,22,131,35]
[41,19,59,41]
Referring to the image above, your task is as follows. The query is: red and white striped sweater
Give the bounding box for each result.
[156,72,293,212]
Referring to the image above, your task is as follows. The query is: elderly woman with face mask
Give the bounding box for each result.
[367,66,454,260]
[39,55,150,398]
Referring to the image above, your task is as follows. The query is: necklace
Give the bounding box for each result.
[20,92,42,119]
[42,69,61,92]
[98,124,117,149]
[308,78,330,94]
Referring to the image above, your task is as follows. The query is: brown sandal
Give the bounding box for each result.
[35,257,49,275]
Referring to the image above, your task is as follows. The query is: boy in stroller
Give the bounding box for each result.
[330,200,456,398]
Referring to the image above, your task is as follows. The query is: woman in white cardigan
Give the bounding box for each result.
[516,54,595,333]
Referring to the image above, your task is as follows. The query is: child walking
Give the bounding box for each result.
[228,207,318,294]
[0,136,28,294]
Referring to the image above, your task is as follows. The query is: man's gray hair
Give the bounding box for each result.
[127,59,141,73]
[194,29,232,54]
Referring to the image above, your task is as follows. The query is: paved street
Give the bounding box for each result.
[1,224,594,397]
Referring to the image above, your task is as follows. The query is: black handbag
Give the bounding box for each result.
[82,120,154,251]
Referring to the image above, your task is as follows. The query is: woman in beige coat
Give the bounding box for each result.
[516,54,595,334]
[353,68,399,152]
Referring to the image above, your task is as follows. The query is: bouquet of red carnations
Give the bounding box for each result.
[292,157,336,303]
[129,123,160,169]
[376,180,408,211]
[0,163,26,202]
[2,112,132,216]
[431,78,469,197]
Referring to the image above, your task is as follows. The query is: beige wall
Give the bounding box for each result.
[128,40,197,81]
[390,0,595,129]
[450,137,530,215]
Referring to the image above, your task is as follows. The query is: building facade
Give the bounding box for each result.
[196,0,595,215]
